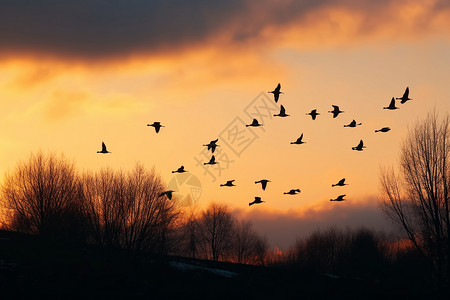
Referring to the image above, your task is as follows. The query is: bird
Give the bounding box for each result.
[383,97,398,110]
[344,120,362,127]
[268,83,283,103]
[147,122,164,133]
[328,105,344,118]
[332,178,348,187]
[396,87,412,104]
[159,190,175,200]
[249,196,265,206]
[172,166,188,173]
[306,109,319,120]
[290,133,305,145]
[220,180,236,187]
[274,105,289,117]
[375,127,391,133]
[246,119,263,127]
[352,140,366,151]
[204,155,218,165]
[203,139,220,153]
[255,179,271,191]
[330,194,346,202]
[284,189,301,195]
[97,142,111,154]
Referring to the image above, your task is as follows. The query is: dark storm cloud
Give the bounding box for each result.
[0,0,446,59]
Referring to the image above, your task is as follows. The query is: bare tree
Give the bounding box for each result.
[1,152,80,237]
[197,202,235,261]
[380,112,450,286]
[80,164,179,252]
[233,219,268,264]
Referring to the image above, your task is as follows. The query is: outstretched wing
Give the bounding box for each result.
[280,105,286,115]
[338,178,345,185]
[403,87,409,98]
[102,142,107,152]
[261,181,267,190]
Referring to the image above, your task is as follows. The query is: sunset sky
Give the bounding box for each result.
[1,0,450,249]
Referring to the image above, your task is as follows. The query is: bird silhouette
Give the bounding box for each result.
[330,194,346,201]
[344,120,362,127]
[332,178,348,187]
[97,142,111,154]
[249,196,265,206]
[220,180,236,187]
[159,190,175,200]
[375,127,391,133]
[246,119,263,127]
[328,105,344,118]
[352,140,366,151]
[383,97,398,110]
[284,189,301,195]
[268,83,283,103]
[255,179,271,191]
[203,139,220,153]
[172,166,188,173]
[396,87,412,104]
[147,122,164,133]
[290,133,305,145]
[204,155,218,165]
[274,105,289,117]
[306,109,319,120]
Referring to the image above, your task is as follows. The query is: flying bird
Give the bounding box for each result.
[268,83,283,103]
[344,120,362,128]
[375,127,391,133]
[328,105,344,118]
[383,97,398,110]
[284,189,301,195]
[204,155,218,165]
[306,109,319,120]
[255,179,271,191]
[147,122,164,133]
[172,166,188,173]
[220,180,236,187]
[159,190,175,200]
[396,87,412,104]
[249,196,265,206]
[274,105,289,117]
[203,139,220,153]
[352,140,366,151]
[332,178,348,187]
[97,142,111,154]
[246,119,263,127]
[290,133,305,145]
[330,195,346,202]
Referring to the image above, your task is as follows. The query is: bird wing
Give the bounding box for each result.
[275,83,281,92]
[210,155,216,163]
[358,140,364,148]
[299,133,303,141]
[280,105,286,114]
[332,105,339,110]
[390,98,396,107]
[274,93,279,103]
[155,126,160,133]
[255,196,261,201]
[403,87,409,98]
[261,181,267,190]
[212,139,218,144]
[102,142,107,152]
[338,178,345,185]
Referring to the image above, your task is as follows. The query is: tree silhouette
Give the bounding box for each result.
[197,202,235,261]
[80,164,179,252]
[1,152,81,237]
[380,112,450,287]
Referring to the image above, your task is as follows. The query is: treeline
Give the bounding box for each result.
[0,152,269,264]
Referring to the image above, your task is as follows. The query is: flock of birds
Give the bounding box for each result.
[97,83,413,207]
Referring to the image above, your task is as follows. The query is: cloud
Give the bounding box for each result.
[233,197,401,250]
[1,0,450,61]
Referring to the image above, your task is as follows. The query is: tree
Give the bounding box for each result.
[233,220,259,264]
[1,152,81,237]
[380,112,450,286]
[197,202,235,261]
[80,164,179,252]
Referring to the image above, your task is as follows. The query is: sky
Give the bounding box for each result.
[1,0,450,249]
